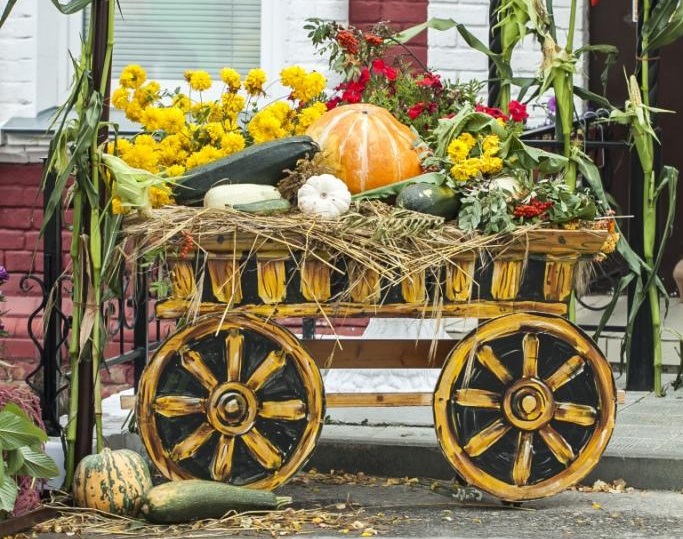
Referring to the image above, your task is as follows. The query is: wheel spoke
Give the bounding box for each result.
[225,329,244,383]
[522,333,539,378]
[242,427,283,470]
[554,402,597,426]
[454,389,501,409]
[259,399,307,421]
[211,434,235,481]
[476,346,513,385]
[170,422,215,461]
[545,355,585,392]
[539,424,575,465]
[512,431,533,486]
[464,419,511,457]
[246,350,287,392]
[180,348,219,391]
[154,396,206,417]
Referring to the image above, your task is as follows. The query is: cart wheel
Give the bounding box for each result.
[137,314,324,490]
[433,313,615,501]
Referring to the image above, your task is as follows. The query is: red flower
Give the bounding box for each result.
[416,72,442,89]
[476,103,509,122]
[508,100,529,123]
[371,59,397,81]
[326,97,342,110]
[407,103,426,120]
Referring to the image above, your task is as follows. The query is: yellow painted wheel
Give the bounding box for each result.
[137,314,324,490]
[433,313,616,501]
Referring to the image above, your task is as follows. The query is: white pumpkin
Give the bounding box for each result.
[489,175,526,199]
[297,174,352,219]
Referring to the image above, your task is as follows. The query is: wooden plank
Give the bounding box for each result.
[121,394,136,410]
[327,392,433,407]
[303,339,456,369]
[156,299,567,320]
[617,389,626,405]
[0,507,59,536]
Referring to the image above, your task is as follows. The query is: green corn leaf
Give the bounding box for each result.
[644,0,683,51]
[50,0,94,15]
[573,86,613,110]
[591,273,635,341]
[0,0,18,28]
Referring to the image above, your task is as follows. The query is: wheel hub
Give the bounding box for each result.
[503,379,554,431]
[208,382,258,435]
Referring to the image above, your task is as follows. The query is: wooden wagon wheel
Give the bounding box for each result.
[137,314,324,490]
[433,313,616,501]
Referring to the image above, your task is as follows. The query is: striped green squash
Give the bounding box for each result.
[72,448,153,517]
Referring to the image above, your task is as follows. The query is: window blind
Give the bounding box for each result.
[86,0,261,80]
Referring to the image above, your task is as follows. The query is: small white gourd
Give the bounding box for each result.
[297,174,352,219]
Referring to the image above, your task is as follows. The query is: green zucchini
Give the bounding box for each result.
[233,198,292,215]
[174,136,319,206]
[396,183,461,220]
[140,480,292,524]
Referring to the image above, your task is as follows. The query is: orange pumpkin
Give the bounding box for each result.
[305,103,423,194]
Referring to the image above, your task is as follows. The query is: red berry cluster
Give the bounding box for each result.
[336,30,360,54]
[513,198,554,219]
[178,230,194,258]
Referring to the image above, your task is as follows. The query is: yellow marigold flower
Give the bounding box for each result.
[106,138,133,156]
[111,196,126,215]
[220,67,241,91]
[189,70,212,91]
[125,101,144,122]
[280,65,307,88]
[480,155,503,175]
[207,102,225,122]
[296,72,327,102]
[295,102,326,134]
[497,117,506,127]
[119,64,146,89]
[134,81,161,108]
[248,110,286,143]
[447,139,470,163]
[184,70,194,83]
[185,145,223,169]
[220,132,246,154]
[268,101,293,122]
[149,185,174,208]
[482,135,500,156]
[221,93,246,118]
[457,132,477,151]
[172,93,191,112]
[204,121,225,143]
[158,107,186,134]
[244,68,267,96]
[165,164,186,177]
[141,107,162,131]
[111,87,130,110]
[121,144,159,173]
[135,134,157,147]
[450,157,481,182]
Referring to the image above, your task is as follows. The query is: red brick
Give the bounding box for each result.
[0,186,42,207]
[0,208,38,230]
[2,338,40,362]
[102,383,133,399]
[0,275,44,296]
[350,1,382,24]
[4,251,43,273]
[0,230,25,250]
[0,358,40,383]
[0,164,42,187]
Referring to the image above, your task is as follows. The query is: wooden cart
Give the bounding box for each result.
[135,228,616,502]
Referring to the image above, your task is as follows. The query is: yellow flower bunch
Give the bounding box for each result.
[108,64,328,213]
[447,133,503,182]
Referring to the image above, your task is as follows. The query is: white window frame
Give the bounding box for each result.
[47,0,288,108]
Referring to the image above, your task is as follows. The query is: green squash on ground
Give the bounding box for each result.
[72,448,153,517]
[395,183,461,220]
[140,479,292,524]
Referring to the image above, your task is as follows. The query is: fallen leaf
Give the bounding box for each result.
[592,502,602,510]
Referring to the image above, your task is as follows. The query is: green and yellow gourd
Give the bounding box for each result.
[72,448,153,517]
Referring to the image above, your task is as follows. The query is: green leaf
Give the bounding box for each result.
[573,86,614,110]
[351,172,445,201]
[16,447,60,479]
[49,0,94,14]
[0,404,48,450]
[5,449,24,475]
[0,475,17,514]
[0,0,18,28]
[592,273,634,341]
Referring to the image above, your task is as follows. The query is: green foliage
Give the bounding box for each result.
[0,404,59,517]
